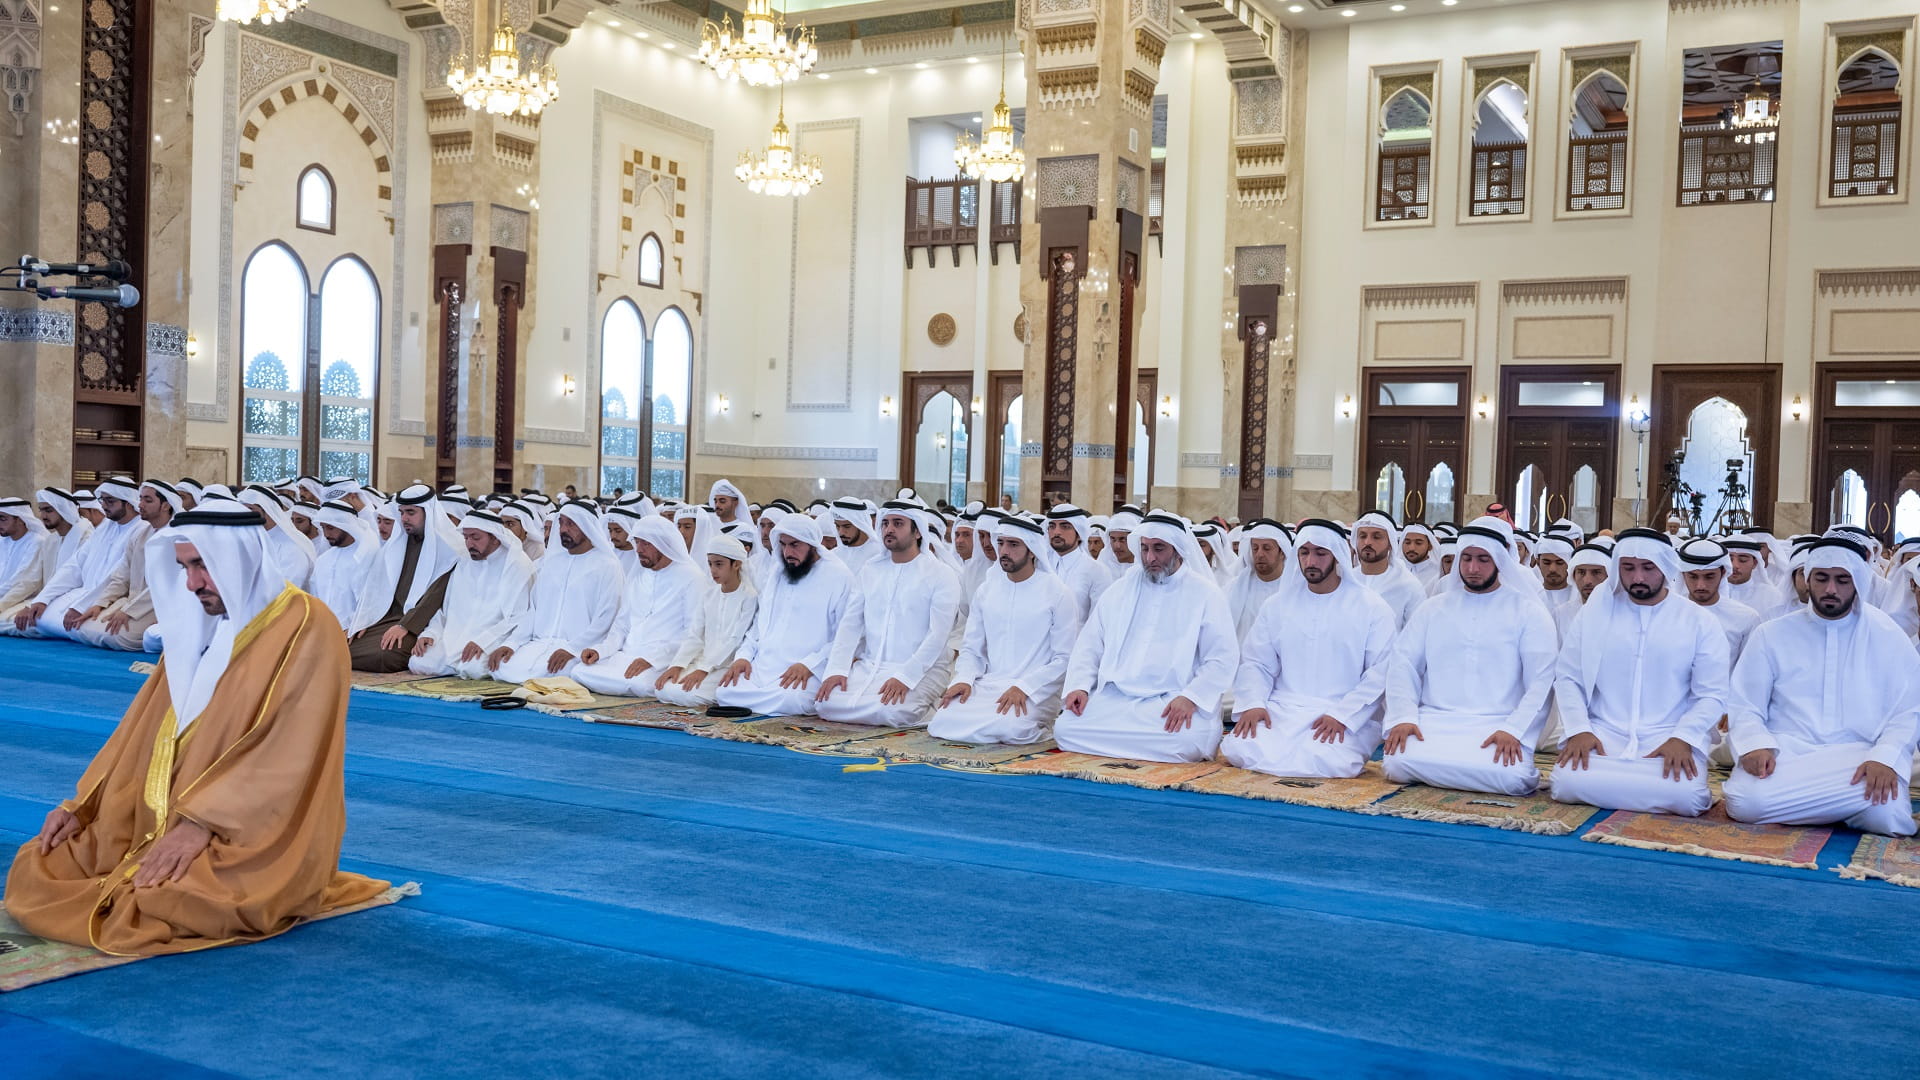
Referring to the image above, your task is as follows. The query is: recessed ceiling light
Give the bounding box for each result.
[817,73,830,79]
[865,67,879,74]
[1442,0,1457,5]
[966,56,979,63]
[1390,3,1405,9]
[1287,3,1304,10]
[606,18,620,26]
[660,41,675,49]
[972,115,984,123]
[636,30,649,38]
[1189,31,1204,39]
[915,62,929,69]
[1341,8,1357,15]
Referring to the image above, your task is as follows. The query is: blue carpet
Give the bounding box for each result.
[1,637,1916,1078]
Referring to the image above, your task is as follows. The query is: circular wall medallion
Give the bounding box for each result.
[1012,311,1029,343]
[927,313,956,347]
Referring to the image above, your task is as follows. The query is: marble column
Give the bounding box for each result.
[1016,0,1168,513]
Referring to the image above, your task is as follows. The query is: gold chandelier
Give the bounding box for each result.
[448,18,560,117]
[736,88,822,197]
[699,0,818,87]
[216,0,309,24]
[1726,80,1776,145]
[956,43,1025,184]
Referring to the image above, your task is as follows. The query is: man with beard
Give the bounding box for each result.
[1226,519,1293,642]
[1045,503,1115,620]
[1057,513,1238,762]
[1676,537,1763,659]
[349,485,461,673]
[574,515,704,698]
[486,503,625,683]
[410,509,536,680]
[1383,517,1557,796]
[1550,530,1730,816]
[814,503,963,727]
[0,497,61,620]
[1723,537,1789,616]
[34,487,93,568]
[715,514,855,717]
[1723,538,1920,836]
[1400,523,1441,590]
[10,478,175,649]
[1350,511,1427,628]
[1226,520,1398,778]
[931,516,1078,745]
[311,499,385,635]
[1533,534,1579,612]
[829,498,881,568]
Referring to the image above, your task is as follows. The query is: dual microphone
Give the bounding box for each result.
[15,255,141,309]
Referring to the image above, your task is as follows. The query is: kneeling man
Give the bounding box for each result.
[815,501,962,727]
[1722,538,1919,836]
[1057,513,1238,762]
[1550,530,1728,816]
[716,514,854,716]
[6,503,389,955]
[1226,520,1398,778]
[1383,517,1557,795]
[573,515,704,697]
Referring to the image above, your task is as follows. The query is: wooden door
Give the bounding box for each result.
[1360,367,1470,525]
[1812,364,1920,544]
[900,372,975,510]
[1497,365,1619,533]
[1651,365,1780,530]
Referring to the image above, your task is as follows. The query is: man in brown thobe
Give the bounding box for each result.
[7,502,389,956]
[348,484,459,673]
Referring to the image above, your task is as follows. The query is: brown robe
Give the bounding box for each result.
[349,532,452,673]
[6,585,389,956]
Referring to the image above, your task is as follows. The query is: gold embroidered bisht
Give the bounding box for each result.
[5,586,389,955]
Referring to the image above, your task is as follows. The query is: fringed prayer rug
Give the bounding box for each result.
[348,671,438,689]
[1366,784,1598,835]
[995,752,1225,791]
[837,729,1058,768]
[355,676,515,700]
[1837,833,1920,888]
[1176,763,1404,810]
[705,717,904,748]
[1583,804,1829,869]
[0,883,418,992]
[581,701,719,730]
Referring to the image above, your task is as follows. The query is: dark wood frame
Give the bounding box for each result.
[295,163,338,234]
[898,371,975,506]
[1651,364,1780,530]
[1810,361,1920,537]
[1358,365,1471,524]
[985,370,1024,504]
[1495,363,1620,529]
[1132,367,1158,508]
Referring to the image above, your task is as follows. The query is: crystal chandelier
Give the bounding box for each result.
[216,0,309,24]
[700,0,818,86]
[956,43,1025,184]
[736,89,822,197]
[1726,80,1776,144]
[448,18,560,117]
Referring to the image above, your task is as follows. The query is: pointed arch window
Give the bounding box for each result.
[1376,86,1434,222]
[1566,69,1631,213]
[317,258,380,483]
[1467,74,1531,218]
[297,165,336,233]
[1829,46,1902,199]
[600,300,645,495]
[241,243,309,484]
[638,233,665,288]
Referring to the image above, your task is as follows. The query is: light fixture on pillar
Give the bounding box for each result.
[699,0,817,86]
[879,395,895,417]
[216,0,309,25]
[185,334,200,357]
[1339,394,1354,419]
[448,7,560,118]
[1790,394,1804,421]
[955,38,1025,184]
[736,84,823,197]
[716,393,731,413]
[1475,394,1491,420]
[1160,395,1175,418]
[1626,394,1650,430]
[560,374,577,396]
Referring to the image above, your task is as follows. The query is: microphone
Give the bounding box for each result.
[37,282,141,309]
[17,256,133,280]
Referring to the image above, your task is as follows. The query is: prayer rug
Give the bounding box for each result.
[529,691,650,714]
[705,717,904,749]
[127,661,157,676]
[994,752,1225,791]
[836,729,1058,768]
[581,701,716,730]
[0,882,418,992]
[356,676,514,700]
[1365,784,1598,836]
[348,671,437,689]
[1175,764,1403,810]
[1837,833,1920,888]
[1583,804,1829,869]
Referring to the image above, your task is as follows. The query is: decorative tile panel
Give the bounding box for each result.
[1234,245,1287,289]
[1036,154,1099,208]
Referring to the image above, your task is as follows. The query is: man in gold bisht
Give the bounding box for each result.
[6,499,389,955]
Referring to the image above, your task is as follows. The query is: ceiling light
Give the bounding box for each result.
[1341,8,1357,16]
[699,0,818,85]
[606,19,620,27]
[1189,31,1203,39]
[957,42,1025,184]
[966,56,979,63]
[972,115,983,123]
[637,31,649,38]
[1442,0,1457,5]
[216,0,310,24]
[448,17,559,117]
[738,86,822,196]
[915,62,929,69]
[817,72,830,79]
[865,67,879,74]
[1390,3,1405,9]
[661,41,675,49]
[1287,3,1303,10]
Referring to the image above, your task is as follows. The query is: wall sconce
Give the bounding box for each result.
[1626,393,1650,430]
[970,395,984,415]
[1790,394,1804,421]
[716,393,730,414]
[1339,394,1354,419]
[1160,394,1175,419]
[185,333,200,357]
[560,374,577,396]
[1474,394,1491,420]
[879,395,895,418]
